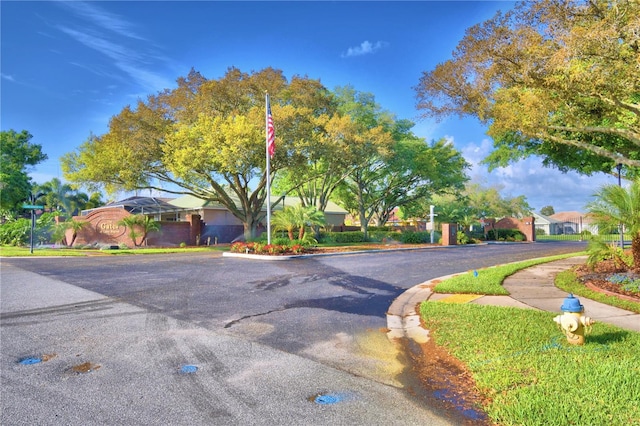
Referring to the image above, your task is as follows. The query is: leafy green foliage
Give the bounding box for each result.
[556,270,640,313]
[0,212,56,246]
[486,228,526,241]
[399,231,430,244]
[62,68,331,239]
[270,204,326,240]
[0,130,47,213]
[586,237,632,270]
[321,231,366,243]
[420,302,640,425]
[117,214,161,247]
[587,177,640,271]
[416,0,640,173]
[539,205,555,216]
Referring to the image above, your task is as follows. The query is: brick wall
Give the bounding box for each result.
[483,216,536,242]
[69,208,132,246]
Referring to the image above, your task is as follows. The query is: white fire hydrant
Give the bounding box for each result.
[553,293,595,345]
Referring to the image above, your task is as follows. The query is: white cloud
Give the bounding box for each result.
[1,73,15,82]
[59,1,145,40]
[450,137,613,213]
[341,40,389,58]
[55,2,172,93]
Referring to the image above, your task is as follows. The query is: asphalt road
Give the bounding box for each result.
[1,241,585,425]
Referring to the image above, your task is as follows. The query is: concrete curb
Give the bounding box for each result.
[386,272,465,343]
[222,243,483,261]
[386,256,640,345]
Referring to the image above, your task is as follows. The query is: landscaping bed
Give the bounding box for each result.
[574,259,640,302]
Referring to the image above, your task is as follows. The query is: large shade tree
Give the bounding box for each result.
[415,0,640,177]
[0,130,47,214]
[62,68,330,238]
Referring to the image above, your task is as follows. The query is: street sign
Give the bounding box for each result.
[22,204,44,209]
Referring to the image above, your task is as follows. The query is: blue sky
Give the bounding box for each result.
[1,1,612,213]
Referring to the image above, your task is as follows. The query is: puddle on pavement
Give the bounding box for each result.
[393,337,491,425]
[70,362,101,374]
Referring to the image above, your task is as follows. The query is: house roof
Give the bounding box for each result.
[169,194,348,214]
[550,211,592,223]
[82,196,183,216]
[532,212,561,225]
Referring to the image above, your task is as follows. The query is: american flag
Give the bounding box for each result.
[267,98,275,158]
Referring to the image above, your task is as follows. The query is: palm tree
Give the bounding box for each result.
[271,205,326,241]
[586,177,640,272]
[118,214,161,247]
[35,178,74,214]
[51,218,87,246]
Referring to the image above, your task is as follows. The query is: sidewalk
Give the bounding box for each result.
[387,256,640,342]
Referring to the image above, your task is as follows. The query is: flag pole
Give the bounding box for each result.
[265,92,272,245]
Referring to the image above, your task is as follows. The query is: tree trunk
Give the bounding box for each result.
[632,233,640,272]
[243,219,260,241]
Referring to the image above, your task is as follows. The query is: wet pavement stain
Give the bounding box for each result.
[393,338,491,425]
[70,362,101,374]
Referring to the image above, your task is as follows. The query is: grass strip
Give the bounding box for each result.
[433,253,584,295]
[0,246,226,257]
[420,302,640,426]
[556,270,640,314]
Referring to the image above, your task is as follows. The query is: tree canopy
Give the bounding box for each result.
[62,67,331,238]
[403,182,532,226]
[0,130,47,213]
[415,0,640,176]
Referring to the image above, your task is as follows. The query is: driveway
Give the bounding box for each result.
[1,242,585,425]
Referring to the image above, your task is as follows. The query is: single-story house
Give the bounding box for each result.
[533,211,598,235]
[168,194,348,243]
[73,194,348,246]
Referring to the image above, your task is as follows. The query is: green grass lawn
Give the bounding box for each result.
[423,254,640,425]
[420,302,640,425]
[433,253,584,295]
[0,245,227,257]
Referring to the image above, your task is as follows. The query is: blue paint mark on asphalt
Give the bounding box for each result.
[19,357,42,365]
[180,365,198,374]
[314,394,341,405]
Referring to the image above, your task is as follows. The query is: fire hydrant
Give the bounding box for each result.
[553,293,595,345]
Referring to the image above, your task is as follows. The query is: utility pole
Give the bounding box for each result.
[616,163,624,249]
[429,205,437,244]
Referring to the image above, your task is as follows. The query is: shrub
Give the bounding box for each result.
[271,237,291,246]
[586,237,631,270]
[486,228,526,241]
[0,212,57,246]
[323,231,366,243]
[369,230,400,242]
[400,231,430,244]
[229,241,307,255]
[457,231,470,245]
[0,218,30,246]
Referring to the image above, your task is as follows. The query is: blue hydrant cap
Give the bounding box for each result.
[561,293,584,313]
